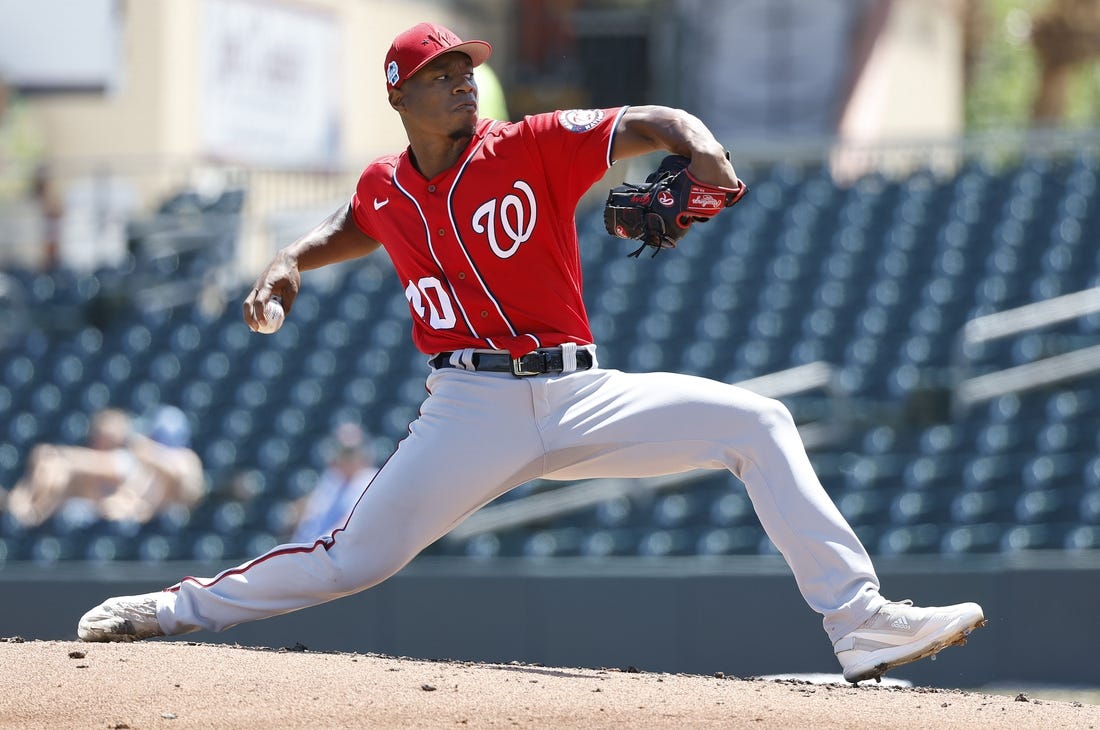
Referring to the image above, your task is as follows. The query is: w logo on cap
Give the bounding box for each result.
[422,30,457,50]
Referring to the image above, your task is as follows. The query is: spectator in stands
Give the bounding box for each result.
[0,71,51,269]
[5,406,205,527]
[290,422,378,543]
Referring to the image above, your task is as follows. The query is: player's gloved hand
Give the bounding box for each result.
[604,153,748,257]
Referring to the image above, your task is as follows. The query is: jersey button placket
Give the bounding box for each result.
[437,228,445,236]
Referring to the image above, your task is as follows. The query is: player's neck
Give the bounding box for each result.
[406,131,474,180]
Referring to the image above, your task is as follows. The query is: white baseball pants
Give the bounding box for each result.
[160,364,885,643]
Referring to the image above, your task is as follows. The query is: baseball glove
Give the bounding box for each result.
[604,154,748,257]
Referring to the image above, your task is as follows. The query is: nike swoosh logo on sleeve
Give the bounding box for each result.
[373,198,389,210]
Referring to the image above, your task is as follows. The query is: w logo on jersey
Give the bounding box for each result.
[472,181,537,259]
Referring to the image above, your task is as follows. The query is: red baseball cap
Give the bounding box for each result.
[385,22,492,90]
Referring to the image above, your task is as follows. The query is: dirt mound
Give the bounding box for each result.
[0,638,1094,729]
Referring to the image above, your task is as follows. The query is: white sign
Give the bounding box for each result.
[200,0,342,168]
[0,0,119,89]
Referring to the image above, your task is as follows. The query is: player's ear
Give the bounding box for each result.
[388,87,405,113]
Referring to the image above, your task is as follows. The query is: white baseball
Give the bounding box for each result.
[256,298,285,334]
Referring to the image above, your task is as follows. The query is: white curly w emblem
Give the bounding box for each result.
[472,181,537,259]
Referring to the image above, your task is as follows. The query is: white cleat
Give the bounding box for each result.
[834,600,986,683]
[77,592,166,642]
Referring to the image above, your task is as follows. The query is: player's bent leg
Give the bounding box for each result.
[541,370,881,637]
[723,393,887,640]
[540,368,984,678]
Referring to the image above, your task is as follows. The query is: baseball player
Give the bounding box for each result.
[78,22,985,683]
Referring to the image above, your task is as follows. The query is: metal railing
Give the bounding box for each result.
[953,285,1100,411]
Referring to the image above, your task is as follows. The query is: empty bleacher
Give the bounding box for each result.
[1,147,1099,565]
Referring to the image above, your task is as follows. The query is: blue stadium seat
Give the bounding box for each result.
[211,501,249,533]
[1000,523,1066,552]
[1065,525,1100,551]
[523,528,585,558]
[651,493,706,529]
[458,532,506,559]
[878,523,942,556]
[695,526,762,556]
[7,152,1100,562]
[889,489,948,525]
[29,535,81,563]
[1015,489,1074,524]
[1079,491,1100,523]
[708,491,755,527]
[190,532,233,562]
[581,528,640,558]
[950,489,1014,525]
[962,454,1024,492]
[902,456,962,491]
[975,423,1026,456]
[84,534,137,562]
[836,489,891,527]
[240,531,280,557]
[593,496,637,529]
[1021,454,1079,491]
[1034,422,1086,453]
[637,528,696,557]
[940,523,1003,555]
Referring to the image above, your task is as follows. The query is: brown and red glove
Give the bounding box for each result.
[604,154,748,257]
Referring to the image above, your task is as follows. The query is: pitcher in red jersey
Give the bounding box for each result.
[78,22,983,685]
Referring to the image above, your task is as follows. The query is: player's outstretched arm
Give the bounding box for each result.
[611,105,740,190]
[243,203,381,331]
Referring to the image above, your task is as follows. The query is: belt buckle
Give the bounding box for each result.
[510,351,548,377]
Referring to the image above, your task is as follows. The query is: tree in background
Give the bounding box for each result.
[965,0,1100,130]
[1030,0,1100,124]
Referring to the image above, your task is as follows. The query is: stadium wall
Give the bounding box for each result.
[2,553,1097,688]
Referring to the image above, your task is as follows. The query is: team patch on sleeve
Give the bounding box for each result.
[557,109,605,133]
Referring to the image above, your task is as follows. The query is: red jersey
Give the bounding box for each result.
[350,107,627,357]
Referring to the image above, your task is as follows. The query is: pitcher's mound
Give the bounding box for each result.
[1,639,1095,729]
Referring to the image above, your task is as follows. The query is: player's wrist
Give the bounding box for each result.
[685,151,738,190]
[683,167,740,192]
[274,247,302,273]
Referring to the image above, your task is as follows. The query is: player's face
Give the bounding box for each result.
[392,52,479,139]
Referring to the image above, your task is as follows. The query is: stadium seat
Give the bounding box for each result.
[6,150,1100,563]
[1000,523,1066,553]
[523,527,585,558]
[695,526,763,556]
[878,523,942,556]
[940,523,1004,555]
[581,528,641,558]
[1065,525,1100,551]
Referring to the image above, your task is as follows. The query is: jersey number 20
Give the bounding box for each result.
[405,277,457,329]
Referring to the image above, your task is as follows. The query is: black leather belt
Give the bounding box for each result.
[430,347,594,377]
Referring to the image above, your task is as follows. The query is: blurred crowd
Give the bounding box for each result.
[289,422,378,543]
[0,406,204,528]
[0,406,382,552]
